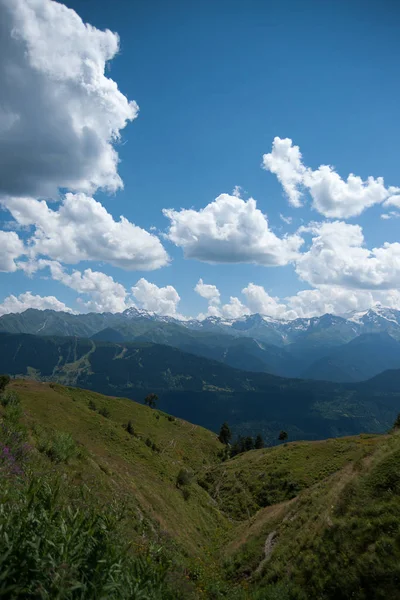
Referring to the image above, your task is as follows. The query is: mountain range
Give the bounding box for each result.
[2,306,400,381]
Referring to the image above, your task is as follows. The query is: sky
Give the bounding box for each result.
[1,0,400,320]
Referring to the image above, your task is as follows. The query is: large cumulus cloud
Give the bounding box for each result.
[0,0,137,198]
[164,194,303,266]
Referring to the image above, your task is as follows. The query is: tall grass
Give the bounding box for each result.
[0,388,176,599]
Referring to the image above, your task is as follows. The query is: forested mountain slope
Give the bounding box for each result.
[1,332,400,443]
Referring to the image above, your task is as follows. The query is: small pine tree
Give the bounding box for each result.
[126,420,134,436]
[218,422,232,445]
[88,400,97,411]
[238,436,246,454]
[144,393,158,409]
[278,430,288,442]
[99,407,110,418]
[255,434,264,449]
[392,413,400,430]
[244,436,255,452]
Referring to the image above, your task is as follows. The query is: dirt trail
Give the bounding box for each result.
[254,530,277,575]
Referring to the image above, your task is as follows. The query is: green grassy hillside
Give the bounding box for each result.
[223,431,400,599]
[199,435,382,520]
[7,379,226,556]
[2,378,400,598]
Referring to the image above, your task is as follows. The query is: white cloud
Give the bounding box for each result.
[218,297,250,319]
[2,193,169,270]
[0,230,25,272]
[39,260,129,313]
[194,279,220,306]
[285,286,400,318]
[164,194,303,266]
[131,278,181,317]
[0,291,72,316]
[383,195,400,209]
[262,137,305,207]
[279,214,293,225]
[263,137,400,218]
[0,0,137,198]
[381,211,400,220]
[296,220,400,290]
[242,283,292,319]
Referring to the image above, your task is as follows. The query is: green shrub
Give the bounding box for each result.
[176,469,192,488]
[37,430,78,463]
[0,390,19,408]
[88,399,97,411]
[99,406,110,418]
[126,420,135,435]
[0,374,10,394]
[182,488,191,501]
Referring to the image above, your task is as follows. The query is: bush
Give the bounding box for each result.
[89,399,97,411]
[99,406,110,418]
[176,469,192,488]
[182,488,191,501]
[38,430,78,463]
[0,374,10,394]
[126,420,135,436]
[0,390,19,408]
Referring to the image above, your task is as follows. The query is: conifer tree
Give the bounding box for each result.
[218,422,232,445]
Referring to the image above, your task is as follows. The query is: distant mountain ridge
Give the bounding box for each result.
[1,305,400,381]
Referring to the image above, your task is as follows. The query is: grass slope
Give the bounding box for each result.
[8,379,227,558]
[224,431,400,599]
[2,378,400,598]
[199,435,382,520]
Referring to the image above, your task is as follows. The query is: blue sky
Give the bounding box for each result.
[0,0,400,319]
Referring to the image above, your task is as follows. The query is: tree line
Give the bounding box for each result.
[218,421,288,457]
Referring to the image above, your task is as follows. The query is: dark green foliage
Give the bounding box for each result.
[182,488,191,501]
[0,477,175,599]
[37,430,78,463]
[126,420,135,435]
[218,422,232,445]
[230,435,256,457]
[88,399,97,411]
[98,406,110,418]
[144,393,158,409]
[255,434,264,449]
[0,389,19,408]
[0,373,10,393]
[278,430,288,442]
[176,469,192,488]
[244,436,254,451]
[392,413,400,430]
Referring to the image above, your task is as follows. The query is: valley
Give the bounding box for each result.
[2,330,400,444]
[1,377,400,598]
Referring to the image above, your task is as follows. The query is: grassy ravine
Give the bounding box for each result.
[2,379,400,598]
